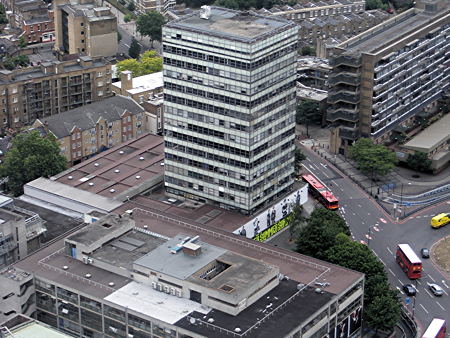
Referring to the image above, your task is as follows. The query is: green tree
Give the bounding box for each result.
[18,36,27,48]
[289,205,306,241]
[364,291,401,333]
[116,58,141,77]
[0,131,67,196]
[366,0,388,10]
[127,1,135,11]
[296,209,349,260]
[407,151,431,173]
[214,0,241,9]
[116,50,163,77]
[128,37,141,59]
[136,11,166,47]
[3,57,16,70]
[301,45,316,56]
[14,55,29,67]
[296,100,321,137]
[295,148,306,172]
[0,4,7,24]
[349,138,398,178]
[324,234,401,333]
[124,14,133,23]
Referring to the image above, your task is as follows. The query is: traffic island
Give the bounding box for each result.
[431,236,450,278]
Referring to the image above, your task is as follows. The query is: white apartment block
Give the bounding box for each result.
[162,7,299,214]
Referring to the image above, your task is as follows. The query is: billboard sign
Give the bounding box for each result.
[233,184,308,240]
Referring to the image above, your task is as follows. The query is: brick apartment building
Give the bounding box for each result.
[2,0,55,44]
[0,56,112,132]
[31,95,147,165]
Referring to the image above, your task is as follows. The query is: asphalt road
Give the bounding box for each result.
[298,141,450,332]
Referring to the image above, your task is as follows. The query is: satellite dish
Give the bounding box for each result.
[189,318,196,324]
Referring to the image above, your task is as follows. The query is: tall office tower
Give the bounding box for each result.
[327,0,449,155]
[163,7,298,214]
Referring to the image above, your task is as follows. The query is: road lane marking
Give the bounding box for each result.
[416,280,421,285]
[387,247,393,255]
[419,304,428,314]
[428,274,435,282]
[442,289,448,296]
[396,286,403,294]
[436,301,445,311]
[397,279,403,284]
[334,182,340,187]
[322,171,330,178]
[442,280,449,288]
[425,289,434,299]
[388,268,396,277]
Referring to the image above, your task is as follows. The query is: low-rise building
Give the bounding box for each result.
[0,56,112,132]
[297,56,331,90]
[112,71,163,105]
[112,71,164,135]
[31,95,147,165]
[400,113,450,173]
[134,0,175,15]
[0,212,365,337]
[53,0,118,57]
[0,314,71,337]
[0,195,46,269]
[2,0,55,44]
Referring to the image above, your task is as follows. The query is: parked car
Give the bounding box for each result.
[429,283,444,296]
[421,248,430,258]
[403,284,417,296]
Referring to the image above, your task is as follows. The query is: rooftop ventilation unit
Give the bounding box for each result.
[88,182,94,186]
[68,176,73,180]
[139,156,145,160]
[85,274,92,278]
[200,5,211,19]
[110,189,115,193]
[115,169,120,173]
[108,282,115,287]
[119,151,124,154]
[94,163,99,167]
[135,175,141,179]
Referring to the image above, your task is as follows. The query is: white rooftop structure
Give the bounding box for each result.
[23,177,122,215]
[104,281,210,324]
[112,71,163,95]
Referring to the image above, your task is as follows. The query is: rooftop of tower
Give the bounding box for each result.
[164,6,297,43]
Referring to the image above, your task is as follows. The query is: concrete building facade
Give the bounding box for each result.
[0,196,46,269]
[0,56,112,132]
[327,0,450,155]
[163,7,298,214]
[0,212,365,337]
[53,0,118,57]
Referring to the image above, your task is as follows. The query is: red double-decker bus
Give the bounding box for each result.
[422,319,446,338]
[396,244,422,279]
[302,174,339,210]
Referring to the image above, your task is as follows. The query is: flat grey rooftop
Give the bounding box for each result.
[165,7,295,42]
[403,113,450,152]
[91,230,167,270]
[133,235,227,280]
[341,10,441,54]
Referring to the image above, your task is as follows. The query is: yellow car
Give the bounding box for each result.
[430,213,450,228]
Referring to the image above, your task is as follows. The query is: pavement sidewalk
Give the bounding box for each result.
[296,125,450,219]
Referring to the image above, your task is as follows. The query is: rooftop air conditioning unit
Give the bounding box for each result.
[157,283,163,291]
[152,282,157,289]
[176,290,182,298]
[164,286,170,293]
[61,308,69,314]
[170,288,176,295]
[82,256,88,264]
[87,258,94,264]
